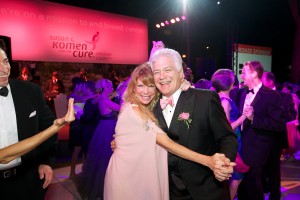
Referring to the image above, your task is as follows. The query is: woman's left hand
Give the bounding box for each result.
[54,98,75,127]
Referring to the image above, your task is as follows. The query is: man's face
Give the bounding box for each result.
[0,50,10,87]
[152,56,183,97]
[240,65,253,87]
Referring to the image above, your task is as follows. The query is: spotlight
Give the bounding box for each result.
[181,16,186,20]
[156,24,161,28]
[160,22,165,26]
[217,1,221,5]
[182,54,186,58]
[165,21,170,25]
[170,19,175,23]
[176,17,180,22]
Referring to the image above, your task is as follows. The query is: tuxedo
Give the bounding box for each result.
[262,90,296,200]
[44,78,65,95]
[0,79,56,200]
[153,88,237,200]
[236,85,285,200]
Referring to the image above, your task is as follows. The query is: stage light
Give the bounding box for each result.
[217,1,221,5]
[154,15,187,29]
[206,46,210,49]
[182,54,186,58]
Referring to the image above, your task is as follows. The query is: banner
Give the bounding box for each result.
[234,44,272,81]
[0,0,148,64]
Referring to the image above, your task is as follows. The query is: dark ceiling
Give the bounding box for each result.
[47,0,296,82]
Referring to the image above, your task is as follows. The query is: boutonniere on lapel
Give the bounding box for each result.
[178,112,192,129]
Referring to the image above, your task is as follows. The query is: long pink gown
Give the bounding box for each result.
[104,103,169,200]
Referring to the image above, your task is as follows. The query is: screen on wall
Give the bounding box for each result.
[0,0,148,64]
[234,43,272,82]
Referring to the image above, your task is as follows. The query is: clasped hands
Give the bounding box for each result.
[207,153,236,182]
[243,105,254,121]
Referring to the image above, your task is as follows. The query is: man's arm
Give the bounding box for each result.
[251,91,285,132]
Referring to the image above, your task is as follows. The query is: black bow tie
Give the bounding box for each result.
[246,89,254,94]
[0,86,9,97]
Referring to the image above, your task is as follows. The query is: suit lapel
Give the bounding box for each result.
[153,99,168,132]
[251,86,263,108]
[9,79,25,140]
[169,90,195,144]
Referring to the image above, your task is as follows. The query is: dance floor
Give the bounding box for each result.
[45,156,300,200]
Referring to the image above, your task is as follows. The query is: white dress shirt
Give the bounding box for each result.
[243,82,262,109]
[0,84,22,170]
[162,89,182,128]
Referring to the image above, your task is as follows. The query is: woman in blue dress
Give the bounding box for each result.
[211,69,253,200]
[78,79,121,200]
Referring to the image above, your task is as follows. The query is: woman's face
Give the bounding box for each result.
[134,78,157,105]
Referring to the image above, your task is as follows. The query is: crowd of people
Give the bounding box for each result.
[1,37,300,200]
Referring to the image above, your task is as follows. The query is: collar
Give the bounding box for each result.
[162,88,182,106]
[252,82,262,94]
[0,84,10,90]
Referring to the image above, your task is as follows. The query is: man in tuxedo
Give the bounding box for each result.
[149,48,238,200]
[44,71,65,95]
[261,71,296,200]
[236,61,285,200]
[0,47,57,199]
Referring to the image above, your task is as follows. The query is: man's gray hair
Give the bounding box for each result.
[149,48,183,72]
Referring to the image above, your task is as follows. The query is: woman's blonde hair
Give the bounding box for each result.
[124,62,160,123]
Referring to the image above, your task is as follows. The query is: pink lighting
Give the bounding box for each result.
[0,0,148,64]
[165,21,170,25]
[181,16,186,20]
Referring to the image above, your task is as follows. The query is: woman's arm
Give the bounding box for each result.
[105,98,121,111]
[221,98,247,130]
[156,133,234,181]
[0,98,75,164]
[231,115,247,130]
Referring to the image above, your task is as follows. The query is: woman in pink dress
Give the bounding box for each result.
[104,63,235,200]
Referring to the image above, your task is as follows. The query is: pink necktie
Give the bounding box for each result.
[160,96,174,109]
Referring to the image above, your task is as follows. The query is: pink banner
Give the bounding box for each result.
[0,0,148,64]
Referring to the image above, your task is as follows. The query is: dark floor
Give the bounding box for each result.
[45,155,300,200]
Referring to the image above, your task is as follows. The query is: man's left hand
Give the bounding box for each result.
[38,164,53,189]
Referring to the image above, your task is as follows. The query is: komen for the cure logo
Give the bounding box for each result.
[50,32,100,58]
[85,32,100,50]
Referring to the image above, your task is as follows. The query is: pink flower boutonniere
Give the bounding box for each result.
[178,112,192,129]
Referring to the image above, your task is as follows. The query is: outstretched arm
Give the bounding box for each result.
[0,98,75,164]
[156,133,235,181]
[221,98,248,130]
